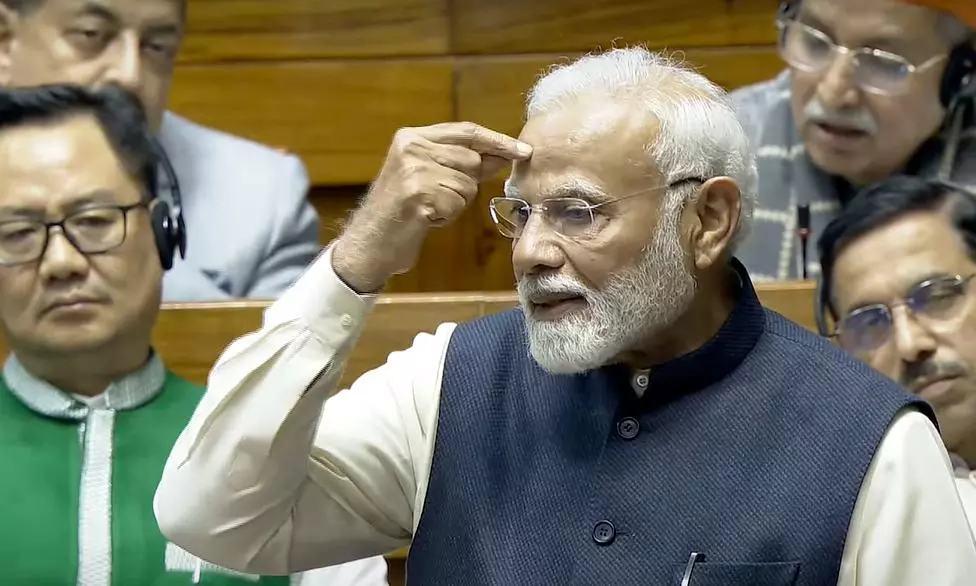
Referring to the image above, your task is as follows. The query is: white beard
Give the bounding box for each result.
[517,200,697,374]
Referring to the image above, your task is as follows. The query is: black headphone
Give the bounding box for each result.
[148,138,187,271]
[778,0,976,109]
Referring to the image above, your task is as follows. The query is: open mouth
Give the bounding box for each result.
[529,294,587,320]
[812,122,869,147]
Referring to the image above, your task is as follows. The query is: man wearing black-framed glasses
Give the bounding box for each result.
[0,85,389,585]
[819,174,976,526]
[0,202,147,266]
[730,0,976,282]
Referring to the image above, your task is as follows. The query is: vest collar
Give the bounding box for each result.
[3,351,166,421]
[628,257,765,407]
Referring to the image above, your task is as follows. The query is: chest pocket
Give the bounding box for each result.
[675,561,800,586]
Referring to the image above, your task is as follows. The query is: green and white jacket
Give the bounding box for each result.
[0,352,295,585]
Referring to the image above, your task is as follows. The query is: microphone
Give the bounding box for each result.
[797,204,811,280]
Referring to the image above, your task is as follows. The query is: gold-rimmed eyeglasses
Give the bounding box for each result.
[833,273,976,354]
[488,178,704,240]
[777,19,946,96]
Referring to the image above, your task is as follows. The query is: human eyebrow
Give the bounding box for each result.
[542,179,608,204]
[144,21,184,39]
[0,206,43,220]
[62,189,125,212]
[74,2,121,26]
[796,14,832,37]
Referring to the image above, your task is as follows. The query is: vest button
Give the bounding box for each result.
[592,520,616,545]
[616,417,640,440]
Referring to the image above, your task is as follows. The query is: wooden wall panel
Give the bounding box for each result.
[451,0,779,54]
[455,48,785,139]
[180,0,449,61]
[169,60,454,185]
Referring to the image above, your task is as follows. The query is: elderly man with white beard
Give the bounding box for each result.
[153,47,976,585]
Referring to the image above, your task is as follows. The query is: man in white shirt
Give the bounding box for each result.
[817,174,976,527]
[155,47,976,585]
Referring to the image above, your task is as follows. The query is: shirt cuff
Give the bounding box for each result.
[265,244,378,348]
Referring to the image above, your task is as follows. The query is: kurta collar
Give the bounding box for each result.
[625,257,765,408]
[3,351,166,421]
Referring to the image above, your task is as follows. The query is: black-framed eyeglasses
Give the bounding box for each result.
[0,203,147,266]
[488,178,705,240]
[834,274,976,353]
[777,19,946,96]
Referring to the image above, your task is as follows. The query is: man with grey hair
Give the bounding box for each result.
[731,0,976,281]
[154,47,976,585]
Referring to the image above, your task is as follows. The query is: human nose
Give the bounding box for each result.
[511,212,565,277]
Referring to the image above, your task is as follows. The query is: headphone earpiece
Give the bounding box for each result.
[148,138,186,272]
[175,209,187,260]
[151,200,177,271]
[940,43,976,109]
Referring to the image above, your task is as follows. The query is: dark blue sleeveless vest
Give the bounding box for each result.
[406,259,933,586]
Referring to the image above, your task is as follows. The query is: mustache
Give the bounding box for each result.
[901,360,969,391]
[803,98,878,134]
[517,273,592,303]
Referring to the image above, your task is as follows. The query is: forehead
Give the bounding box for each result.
[0,115,138,210]
[799,0,943,44]
[510,99,660,199]
[832,211,976,309]
[28,0,184,24]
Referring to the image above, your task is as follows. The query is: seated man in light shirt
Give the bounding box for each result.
[0,84,387,585]
[817,174,976,527]
[0,0,320,301]
[156,47,976,585]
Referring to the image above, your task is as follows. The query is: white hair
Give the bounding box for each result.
[524,46,758,250]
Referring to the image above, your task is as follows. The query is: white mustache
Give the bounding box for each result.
[803,98,878,134]
[517,274,592,305]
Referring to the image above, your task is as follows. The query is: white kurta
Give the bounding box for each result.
[154,246,976,584]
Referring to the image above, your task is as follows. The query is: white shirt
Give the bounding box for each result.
[154,246,976,584]
[297,560,389,586]
[951,455,976,531]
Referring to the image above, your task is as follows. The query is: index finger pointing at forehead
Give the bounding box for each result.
[423,122,533,160]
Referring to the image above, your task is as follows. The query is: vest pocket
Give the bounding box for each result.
[672,561,801,585]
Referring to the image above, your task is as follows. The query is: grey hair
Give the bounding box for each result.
[524,46,758,251]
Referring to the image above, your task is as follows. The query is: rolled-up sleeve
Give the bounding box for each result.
[154,245,453,575]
